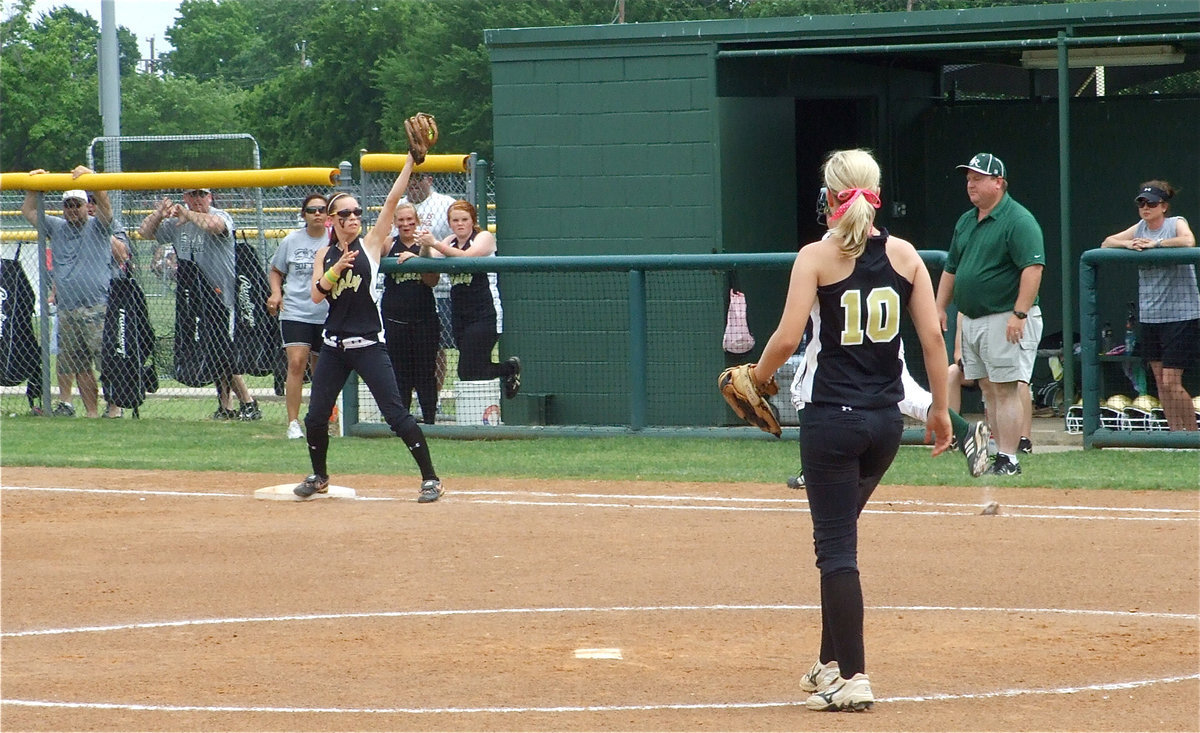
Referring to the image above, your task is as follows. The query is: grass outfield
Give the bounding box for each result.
[1,414,1196,491]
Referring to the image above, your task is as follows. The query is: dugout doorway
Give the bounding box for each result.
[794,97,877,248]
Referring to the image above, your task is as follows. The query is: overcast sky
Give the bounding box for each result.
[10,0,181,59]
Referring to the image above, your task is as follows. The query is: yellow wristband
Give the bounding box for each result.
[323,268,338,285]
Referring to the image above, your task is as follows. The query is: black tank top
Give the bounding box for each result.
[322,236,383,340]
[447,231,496,325]
[804,229,912,409]
[381,238,435,322]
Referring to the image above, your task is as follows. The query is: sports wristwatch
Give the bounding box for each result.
[1012,310,1028,319]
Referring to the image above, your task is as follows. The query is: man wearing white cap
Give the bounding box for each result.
[20,165,125,418]
[936,153,1045,476]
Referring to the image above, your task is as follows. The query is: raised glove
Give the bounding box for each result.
[718,363,781,437]
[405,112,438,165]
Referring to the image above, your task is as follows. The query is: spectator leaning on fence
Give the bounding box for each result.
[139,188,261,421]
[268,193,330,439]
[936,153,1044,477]
[427,200,521,399]
[21,166,126,419]
[1101,180,1198,431]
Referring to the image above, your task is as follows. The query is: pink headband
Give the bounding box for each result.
[827,188,881,223]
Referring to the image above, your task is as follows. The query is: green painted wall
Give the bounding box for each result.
[491,44,730,425]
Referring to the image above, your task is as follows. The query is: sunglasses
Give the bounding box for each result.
[303,205,327,214]
[185,190,210,197]
[335,207,364,218]
[63,200,84,209]
[1136,199,1162,209]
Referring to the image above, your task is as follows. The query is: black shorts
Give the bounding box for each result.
[1140,319,1199,370]
[280,320,323,353]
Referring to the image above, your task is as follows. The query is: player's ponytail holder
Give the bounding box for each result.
[827,188,881,223]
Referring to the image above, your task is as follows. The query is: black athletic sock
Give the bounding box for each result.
[398,421,438,481]
[307,430,330,479]
[821,569,865,678]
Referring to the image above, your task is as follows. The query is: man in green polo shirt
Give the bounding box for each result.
[936,153,1044,476]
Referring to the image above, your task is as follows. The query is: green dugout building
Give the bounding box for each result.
[484,1,1199,428]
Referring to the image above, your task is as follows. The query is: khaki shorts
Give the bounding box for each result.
[57,303,106,375]
[960,307,1043,384]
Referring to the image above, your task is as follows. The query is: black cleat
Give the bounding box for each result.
[294,473,330,498]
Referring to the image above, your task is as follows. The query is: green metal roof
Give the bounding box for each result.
[485,1,1199,52]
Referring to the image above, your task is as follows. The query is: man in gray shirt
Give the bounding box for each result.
[21,166,126,418]
[140,188,260,420]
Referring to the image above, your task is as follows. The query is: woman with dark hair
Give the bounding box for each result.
[382,202,441,424]
[1102,179,1198,430]
[268,193,329,439]
[293,154,443,503]
[428,200,520,398]
[753,149,951,712]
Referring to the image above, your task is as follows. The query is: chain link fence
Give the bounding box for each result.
[1,140,493,431]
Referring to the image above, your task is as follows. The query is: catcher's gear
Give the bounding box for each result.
[405,112,438,165]
[718,363,781,437]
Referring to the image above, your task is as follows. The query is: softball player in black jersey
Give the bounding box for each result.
[427,200,521,399]
[382,202,441,424]
[755,149,952,712]
[293,154,443,504]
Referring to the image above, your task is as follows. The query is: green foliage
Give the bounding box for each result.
[0,412,1197,491]
[2,0,1188,171]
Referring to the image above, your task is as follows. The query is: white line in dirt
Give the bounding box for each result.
[3,485,1195,522]
[3,673,1197,715]
[4,603,1194,638]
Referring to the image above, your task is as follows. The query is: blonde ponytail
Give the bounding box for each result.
[822,149,882,258]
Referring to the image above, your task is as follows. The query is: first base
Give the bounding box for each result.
[254,483,357,502]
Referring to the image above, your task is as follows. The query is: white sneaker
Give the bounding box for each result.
[286,420,303,440]
[799,659,839,693]
[805,672,874,712]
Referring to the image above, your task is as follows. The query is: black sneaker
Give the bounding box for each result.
[52,401,76,417]
[503,356,522,399]
[212,406,238,420]
[989,453,1022,476]
[786,472,805,490]
[293,473,330,498]
[1018,436,1033,454]
[239,400,262,421]
[418,479,443,503]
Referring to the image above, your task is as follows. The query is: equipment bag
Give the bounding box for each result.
[173,258,232,388]
[0,245,44,410]
[101,268,158,412]
[233,231,284,392]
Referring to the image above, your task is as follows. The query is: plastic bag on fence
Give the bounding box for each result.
[232,233,284,386]
[101,269,158,411]
[0,247,44,411]
[174,259,232,388]
[722,289,755,354]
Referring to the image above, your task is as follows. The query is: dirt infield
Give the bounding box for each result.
[2,467,1197,732]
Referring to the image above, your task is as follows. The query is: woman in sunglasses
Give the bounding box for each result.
[293,154,444,503]
[268,193,330,440]
[1102,180,1198,430]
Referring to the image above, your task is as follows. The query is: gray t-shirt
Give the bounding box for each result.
[1134,216,1200,323]
[155,207,237,310]
[40,214,114,310]
[270,228,329,325]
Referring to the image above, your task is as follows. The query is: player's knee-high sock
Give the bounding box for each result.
[397,420,438,481]
[307,430,330,478]
[821,569,865,678]
[949,408,971,445]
